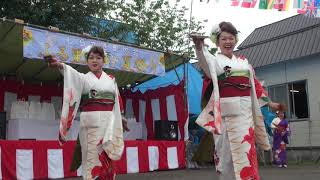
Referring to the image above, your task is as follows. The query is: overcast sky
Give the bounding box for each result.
[176,0,298,46]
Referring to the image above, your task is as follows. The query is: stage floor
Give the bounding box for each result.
[62,164,320,180]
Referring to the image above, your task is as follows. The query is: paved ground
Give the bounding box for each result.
[64,164,320,180]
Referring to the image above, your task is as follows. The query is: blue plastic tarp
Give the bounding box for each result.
[132,63,203,115]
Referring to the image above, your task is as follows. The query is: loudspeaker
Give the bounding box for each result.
[154,120,178,141]
[0,112,6,139]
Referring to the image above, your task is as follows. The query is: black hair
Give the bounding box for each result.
[217,21,238,40]
[86,46,105,61]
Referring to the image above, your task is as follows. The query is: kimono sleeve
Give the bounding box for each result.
[108,74,124,114]
[196,46,216,79]
[271,117,281,129]
[286,122,291,137]
[102,77,124,160]
[117,91,124,114]
[58,64,85,144]
[252,68,271,107]
[59,63,86,80]
[201,75,213,109]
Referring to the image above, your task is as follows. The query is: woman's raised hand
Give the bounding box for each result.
[121,116,130,132]
[268,101,281,111]
[45,55,63,69]
[190,33,205,51]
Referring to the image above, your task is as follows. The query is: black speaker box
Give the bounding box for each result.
[0,112,6,139]
[154,120,178,141]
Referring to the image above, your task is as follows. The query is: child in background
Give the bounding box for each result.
[271,108,290,168]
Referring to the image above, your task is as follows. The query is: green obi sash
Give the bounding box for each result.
[71,91,115,171]
[217,70,250,80]
[81,91,115,101]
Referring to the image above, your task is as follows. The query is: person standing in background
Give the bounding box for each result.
[271,109,290,168]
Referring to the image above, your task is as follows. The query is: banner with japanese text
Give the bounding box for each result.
[23,26,165,76]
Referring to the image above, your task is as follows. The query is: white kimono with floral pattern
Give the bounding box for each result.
[196,48,270,180]
[58,64,124,180]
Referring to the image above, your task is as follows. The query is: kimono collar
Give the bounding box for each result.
[217,53,246,61]
[88,71,106,80]
[217,53,238,61]
[90,71,103,79]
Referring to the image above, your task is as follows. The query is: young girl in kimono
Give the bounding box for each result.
[191,22,280,180]
[47,46,126,180]
[271,110,290,168]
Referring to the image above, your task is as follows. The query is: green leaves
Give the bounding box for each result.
[1,0,203,55]
[111,0,203,55]
[1,0,108,34]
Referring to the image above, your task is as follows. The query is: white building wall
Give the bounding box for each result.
[255,55,320,147]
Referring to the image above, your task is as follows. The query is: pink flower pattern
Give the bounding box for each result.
[91,140,115,180]
[59,89,77,144]
[240,128,260,180]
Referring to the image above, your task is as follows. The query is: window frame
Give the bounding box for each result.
[267,79,310,121]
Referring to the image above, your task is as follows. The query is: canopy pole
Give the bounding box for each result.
[15,59,26,73]
[31,64,48,80]
[0,23,15,43]
[180,0,195,140]
[172,63,181,82]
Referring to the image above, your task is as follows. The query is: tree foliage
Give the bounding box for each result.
[0,0,109,34]
[1,0,203,55]
[103,0,204,54]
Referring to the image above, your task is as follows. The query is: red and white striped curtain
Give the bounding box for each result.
[0,140,186,179]
[121,82,189,141]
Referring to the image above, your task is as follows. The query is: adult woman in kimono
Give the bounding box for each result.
[271,110,290,168]
[191,22,280,180]
[47,46,126,180]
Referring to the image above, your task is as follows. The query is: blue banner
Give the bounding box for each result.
[23,26,165,76]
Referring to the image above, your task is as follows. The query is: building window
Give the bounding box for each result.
[268,80,309,120]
